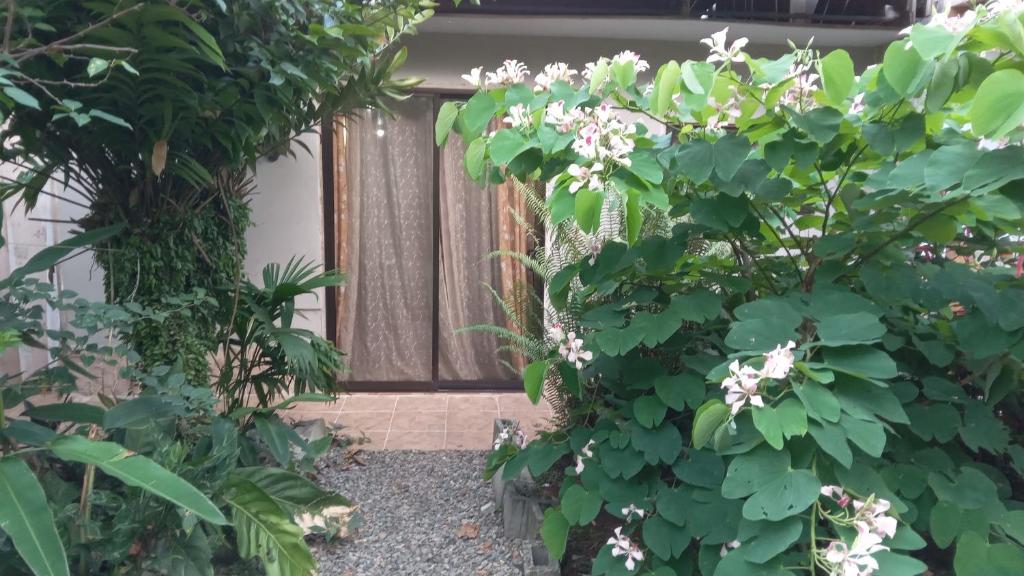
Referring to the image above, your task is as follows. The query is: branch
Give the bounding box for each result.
[854,196,971,267]
[13,3,143,62]
[3,0,14,53]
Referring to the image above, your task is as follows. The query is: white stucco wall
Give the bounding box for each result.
[244,130,327,335]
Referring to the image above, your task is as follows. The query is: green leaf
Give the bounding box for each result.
[561,484,602,526]
[588,59,610,95]
[808,421,853,468]
[819,49,855,106]
[742,516,803,563]
[742,470,821,521]
[459,92,498,137]
[930,501,961,549]
[652,60,682,116]
[882,40,927,96]
[874,551,928,576]
[632,421,683,465]
[227,479,315,576]
[954,531,1024,576]
[959,400,1010,454]
[3,86,40,110]
[253,414,293,467]
[23,402,105,425]
[3,224,125,288]
[971,69,1024,138]
[644,515,691,561]
[822,346,897,381]
[909,24,958,59]
[776,399,807,441]
[628,151,664,185]
[50,436,227,525]
[725,318,798,353]
[541,508,569,561]
[752,406,785,450]
[839,415,886,458]
[435,101,459,146]
[233,467,349,513]
[692,400,730,449]
[86,57,110,77]
[523,360,549,404]
[906,403,961,443]
[815,313,886,346]
[574,187,604,233]
[714,550,795,576]
[655,372,704,411]
[676,140,714,183]
[722,447,790,499]
[634,395,668,428]
[103,396,184,429]
[714,134,751,181]
[464,137,487,180]
[928,468,999,511]
[794,380,840,423]
[489,129,532,165]
[0,458,69,576]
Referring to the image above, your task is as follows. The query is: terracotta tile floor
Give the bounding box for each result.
[289,393,553,450]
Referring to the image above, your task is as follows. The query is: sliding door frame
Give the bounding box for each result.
[323,90,535,392]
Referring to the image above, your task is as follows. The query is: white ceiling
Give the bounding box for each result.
[419,14,900,48]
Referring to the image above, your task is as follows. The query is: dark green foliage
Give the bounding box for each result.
[442,7,1024,575]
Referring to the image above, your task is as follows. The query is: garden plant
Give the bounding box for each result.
[440,2,1024,575]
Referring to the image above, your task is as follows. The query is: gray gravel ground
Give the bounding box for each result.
[312,450,523,576]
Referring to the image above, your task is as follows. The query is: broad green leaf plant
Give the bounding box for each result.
[1,234,348,576]
[439,3,1024,575]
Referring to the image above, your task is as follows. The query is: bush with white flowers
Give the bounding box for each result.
[440,3,1024,575]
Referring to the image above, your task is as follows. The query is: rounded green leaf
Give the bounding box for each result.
[819,49,855,106]
[971,69,1024,138]
[540,508,570,561]
[692,399,730,449]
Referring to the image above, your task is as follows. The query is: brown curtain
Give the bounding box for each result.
[336,97,434,382]
[335,97,532,384]
[436,127,530,381]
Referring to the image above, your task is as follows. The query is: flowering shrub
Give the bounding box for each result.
[439,2,1024,575]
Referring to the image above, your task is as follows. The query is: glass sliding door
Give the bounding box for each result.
[335,94,532,390]
[336,97,435,384]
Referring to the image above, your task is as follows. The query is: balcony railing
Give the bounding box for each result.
[436,0,926,28]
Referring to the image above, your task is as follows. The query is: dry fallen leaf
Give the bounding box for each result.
[151,140,168,177]
[456,521,480,540]
[480,539,493,551]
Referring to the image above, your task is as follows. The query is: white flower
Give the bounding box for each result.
[544,100,582,133]
[824,524,889,576]
[588,237,603,266]
[621,503,645,520]
[849,92,865,115]
[700,27,749,64]
[567,162,604,194]
[853,498,898,539]
[461,66,486,89]
[535,62,578,92]
[607,527,645,572]
[548,322,566,344]
[721,360,764,415]
[559,331,593,369]
[574,439,596,474]
[777,62,819,110]
[503,103,531,129]
[978,135,1009,150]
[761,341,796,380]
[572,122,601,159]
[705,90,742,131]
[820,485,852,508]
[485,60,530,87]
[612,50,650,73]
[719,540,741,558]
